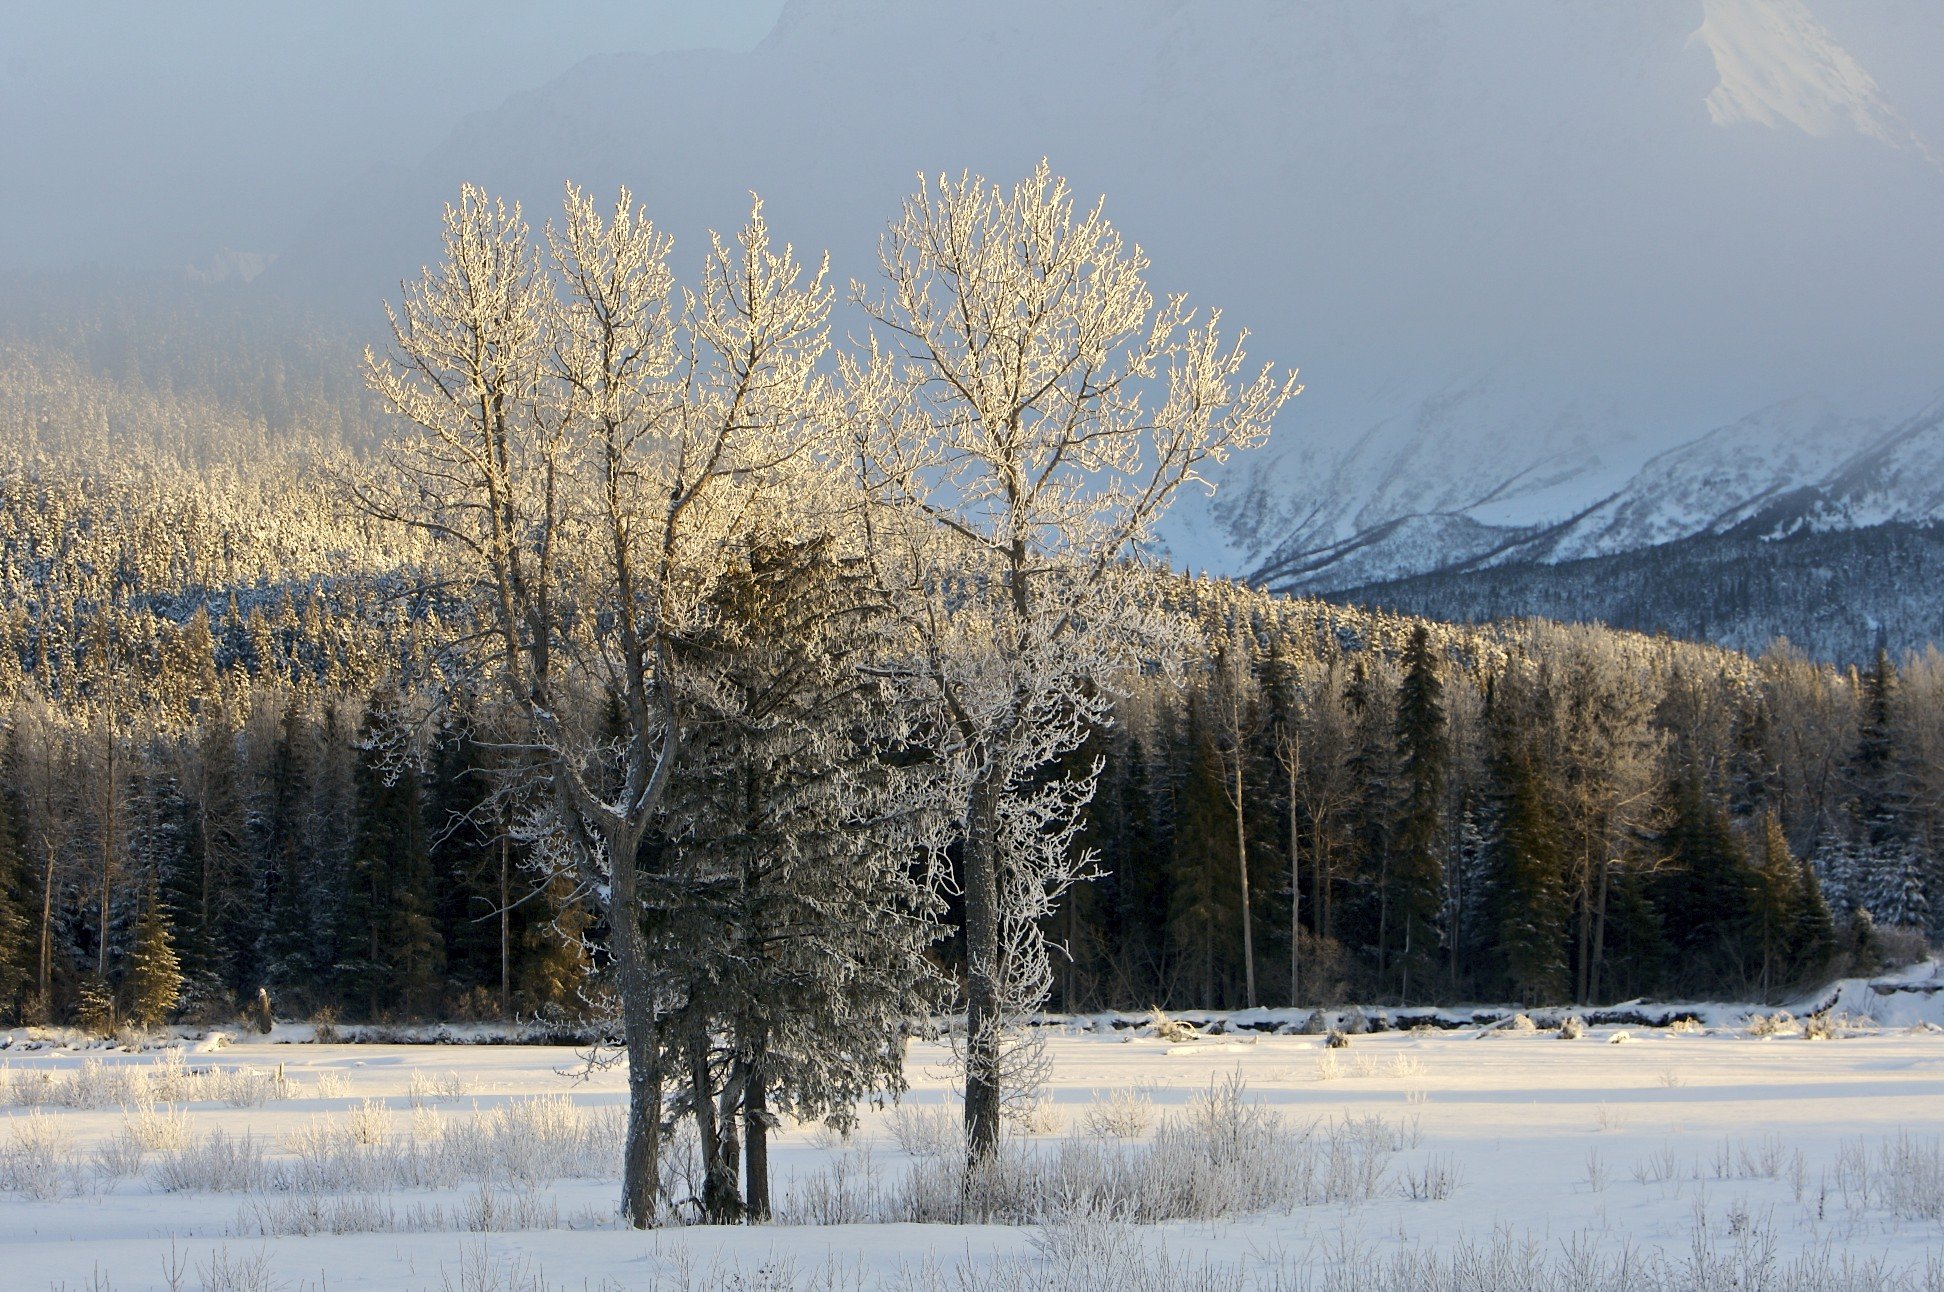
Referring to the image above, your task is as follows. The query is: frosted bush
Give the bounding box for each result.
[783,1073,1400,1226]
[1559,1015,1586,1040]
[1009,1095,1064,1135]
[92,1128,148,1179]
[1,1110,76,1198]
[1747,1010,1796,1038]
[1080,1087,1154,1140]
[125,1102,191,1152]
[890,1103,960,1158]
[311,1072,351,1100]
[151,1130,270,1192]
[349,1098,391,1145]
[214,1066,288,1108]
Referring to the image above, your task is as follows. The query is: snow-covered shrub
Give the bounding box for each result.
[124,1101,190,1152]
[1300,1008,1330,1035]
[1506,1013,1536,1034]
[1325,1029,1350,1049]
[786,1074,1400,1227]
[1009,1094,1064,1135]
[311,1072,350,1100]
[1746,1010,1796,1038]
[1400,1151,1461,1201]
[236,1190,400,1238]
[1558,1015,1585,1040]
[347,1098,390,1146]
[1803,1010,1836,1040]
[91,1128,147,1179]
[1668,1016,1705,1034]
[890,1102,960,1158]
[1341,1007,1371,1035]
[151,1130,269,1192]
[0,1111,76,1198]
[1080,1087,1154,1140]
[213,1066,287,1108]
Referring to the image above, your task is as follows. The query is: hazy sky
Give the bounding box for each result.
[0,2,785,271]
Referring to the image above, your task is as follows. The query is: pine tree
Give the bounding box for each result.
[1748,812,1801,1000]
[1790,856,1838,986]
[125,884,183,1027]
[1390,625,1448,1004]
[1484,670,1570,1004]
[0,760,34,1020]
[339,696,441,1018]
[657,535,948,1222]
[1653,770,1755,993]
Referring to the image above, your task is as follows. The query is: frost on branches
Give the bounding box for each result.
[848,160,1298,1163]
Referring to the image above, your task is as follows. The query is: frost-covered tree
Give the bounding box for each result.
[849,161,1296,1161]
[362,184,836,1225]
[658,535,948,1223]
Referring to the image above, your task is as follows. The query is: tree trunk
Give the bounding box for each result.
[961,770,1003,1165]
[1234,760,1256,1010]
[743,1057,771,1221]
[498,833,511,1022]
[1288,762,1300,1007]
[37,843,55,1011]
[608,863,662,1228]
[1589,854,1612,1006]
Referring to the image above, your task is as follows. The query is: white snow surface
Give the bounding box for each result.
[4,965,1944,1288]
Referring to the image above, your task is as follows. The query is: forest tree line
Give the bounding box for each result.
[0,197,1938,1038]
[0,508,1936,1027]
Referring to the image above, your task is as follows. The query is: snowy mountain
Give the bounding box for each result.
[267,0,1944,592]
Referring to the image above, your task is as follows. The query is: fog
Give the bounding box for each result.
[0,2,783,273]
[5,0,1941,572]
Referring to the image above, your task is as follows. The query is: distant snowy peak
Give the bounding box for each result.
[1256,391,1944,594]
[1694,0,1934,159]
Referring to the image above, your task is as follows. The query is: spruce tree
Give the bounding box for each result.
[0,763,33,1020]
[1748,811,1801,1000]
[1390,625,1448,1003]
[340,696,441,1018]
[125,884,183,1027]
[1484,671,1570,1004]
[1790,855,1838,986]
[657,535,949,1222]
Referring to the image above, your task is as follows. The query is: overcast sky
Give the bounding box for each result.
[0,2,785,272]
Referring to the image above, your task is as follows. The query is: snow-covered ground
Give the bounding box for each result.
[6,969,1944,1290]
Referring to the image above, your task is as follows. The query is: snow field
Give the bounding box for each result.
[0,1020,1941,1290]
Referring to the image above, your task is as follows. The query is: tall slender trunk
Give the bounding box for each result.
[1575,846,1593,1004]
[37,843,55,1010]
[1288,761,1300,1007]
[1233,759,1256,1010]
[961,771,1003,1165]
[1376,849,1390,991]
[497,833,511,1021]
[1589,855,1612,1006]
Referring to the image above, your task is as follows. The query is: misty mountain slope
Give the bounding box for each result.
[268,0,1944,586]
[1332,520,1944,664]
